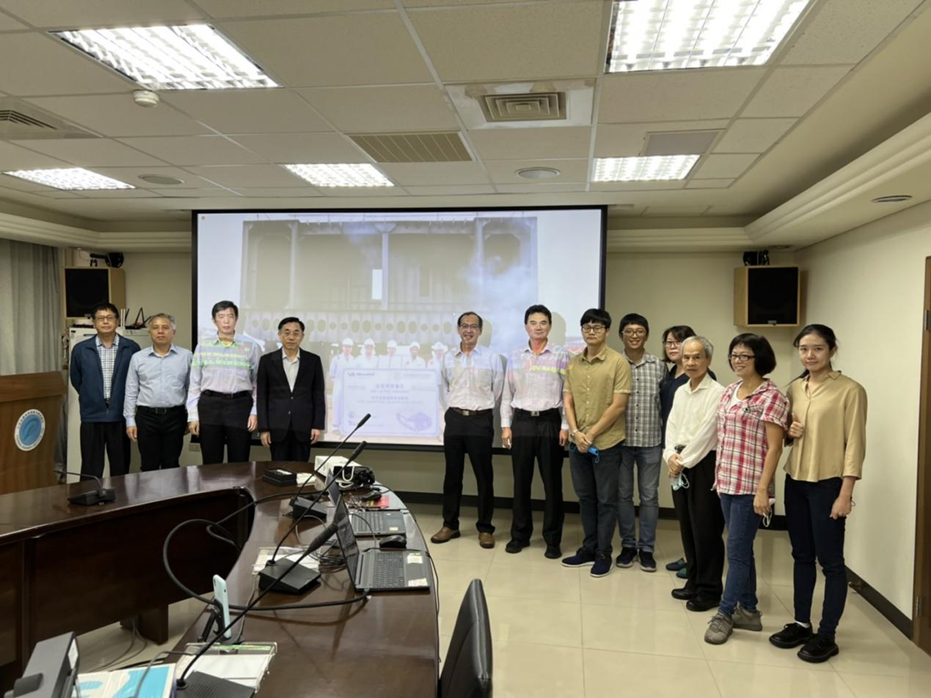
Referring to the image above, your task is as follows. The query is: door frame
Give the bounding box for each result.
[913,256,931,654]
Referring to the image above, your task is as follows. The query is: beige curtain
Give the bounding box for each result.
[0,238,61,375]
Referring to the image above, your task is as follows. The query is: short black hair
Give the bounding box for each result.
[91,302,119,319]
[211,300,239,319]
[524,304,552,324]
[580,308,612,330]
[728,333,777,376]
[619,313,649,335]
[457,311,483,329]
[278,316,305,332]
[661,325,696,361]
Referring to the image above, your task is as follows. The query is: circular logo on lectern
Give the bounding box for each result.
[14,409,46,451]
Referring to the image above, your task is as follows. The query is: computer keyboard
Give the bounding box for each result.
[355,510,392,532]
[371,551,406,588]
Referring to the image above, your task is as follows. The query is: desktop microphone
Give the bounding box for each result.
[289,413,370,521]
[258,518,340,594]
[54,468,116,506]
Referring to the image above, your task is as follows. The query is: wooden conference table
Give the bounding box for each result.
[0,462,439,696]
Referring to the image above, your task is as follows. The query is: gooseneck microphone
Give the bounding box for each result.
[54,468,116,506]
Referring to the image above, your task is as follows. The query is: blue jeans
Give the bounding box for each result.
[720,494,761,616]
[618,445,662,552]
[569,441,622,557]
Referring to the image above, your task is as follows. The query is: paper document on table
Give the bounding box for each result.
[252,546,303,574]
[73,664,174,698]
[178,643,277,690]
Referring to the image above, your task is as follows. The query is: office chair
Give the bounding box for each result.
[439,578,493,698]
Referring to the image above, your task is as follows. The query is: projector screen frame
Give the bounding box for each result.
[191,204,607,454]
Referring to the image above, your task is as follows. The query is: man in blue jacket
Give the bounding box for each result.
[69,302,141,477]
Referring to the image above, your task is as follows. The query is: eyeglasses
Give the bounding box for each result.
[729,353,755,363]
[622,329,646,337]
[581,324,606,334]
[215,312,236,320]
[94,315,117,321]
[459,323,480,330]
[664,340,681,347]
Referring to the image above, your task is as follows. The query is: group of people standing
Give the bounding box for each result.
[69,299,865,664]
[429,306,866,665]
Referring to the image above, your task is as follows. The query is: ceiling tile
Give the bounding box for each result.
[150,188,242,198]
[0,0,204,27]
[495,182,588,194]
[741,67,851,118]
[314,187,409,198]
[686,179,734,189]
[219,14,433,87]
[403,184,495,195]
[88,166,220,189]
[26,95,212,137]
[164,90,331,134]
[117,136,266,166]
[378,161,490,185]
[10,139,166,167]
[594,121,729,157]
[713,119,796,154]
[468,127,591,160]
[194,0,394,18]
[599,70,766,123]
[408,2,604,81]
[0,11,26,30]
[643,205,709,217]
[228,133,365,163]
[0,142,69,170]
[589,180,684,192]
[184,165,306,188]
[75,189,163,198]
[230,187,322,197]
[482,158,589,184]
[0,34,132,96]
[298,85,458,132]
[692,154,758,179]
[782,0,924,66]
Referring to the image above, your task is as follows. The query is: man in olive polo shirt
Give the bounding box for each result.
[561,308,631,578]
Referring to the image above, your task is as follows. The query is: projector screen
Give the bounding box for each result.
[194,207,606,448]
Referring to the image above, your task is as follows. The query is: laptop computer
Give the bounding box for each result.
[329,480,430,592]
[348,508,407,537]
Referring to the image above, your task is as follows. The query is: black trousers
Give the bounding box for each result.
[510,409,564,546]
[673,451,725,600]
[442,408,495,534]
[270,430,312,462]
[136,405,186,471]
[198,394,253,465]
[785,475,847,637]
[80,421,131,478]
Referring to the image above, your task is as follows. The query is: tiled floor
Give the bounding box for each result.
[76,505,931,697]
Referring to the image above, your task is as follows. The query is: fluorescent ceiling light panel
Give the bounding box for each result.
[3,168,134,190]
[607,0,812,72]
[284,164,394,188]
[593,155,699,181]
[52,24,277,90]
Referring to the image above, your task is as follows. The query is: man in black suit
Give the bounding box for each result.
[257,317,326,462]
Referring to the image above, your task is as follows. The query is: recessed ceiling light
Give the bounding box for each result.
[872,195,913,204]
[139,174,185,185]
[606,0,813,73]
[51,25,277,90]
[516,167,561,180]
[3,168,134,190]
[593,155,699,182]
[284,164,394,188]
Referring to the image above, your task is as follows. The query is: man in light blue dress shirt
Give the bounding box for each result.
[124,313,192,471]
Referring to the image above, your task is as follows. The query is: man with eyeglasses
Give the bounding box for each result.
[70,302,141,477]
[562,309,631,578]
[187,300,261,464]
[432,312,504,549]
[615,313,666,572]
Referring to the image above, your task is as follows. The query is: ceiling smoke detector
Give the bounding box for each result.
[132,90,160,108]
[871,195,912,203]
[516,167,561,180]
[139,174,184,185]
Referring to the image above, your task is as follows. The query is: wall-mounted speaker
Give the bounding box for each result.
[62,267,126,323]
[734,266,800,327]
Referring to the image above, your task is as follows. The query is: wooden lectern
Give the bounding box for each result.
[0,372,65,495]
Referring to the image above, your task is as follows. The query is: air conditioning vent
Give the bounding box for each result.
[481,91,566,122]
[643,130,720,156]
[350,132,472,163]
[0,110,56,130]
[0,98,97,140]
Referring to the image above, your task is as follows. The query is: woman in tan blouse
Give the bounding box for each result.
[769,325,867,664]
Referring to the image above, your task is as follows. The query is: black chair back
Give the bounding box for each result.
[439,578,493,698]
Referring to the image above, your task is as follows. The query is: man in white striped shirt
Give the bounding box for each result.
[501,305,569,559]
[432,312,504,549]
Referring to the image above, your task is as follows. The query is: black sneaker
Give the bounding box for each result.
[769,622,813,649]
[505,539,529,554]
[638,551,657,572]
[798,633,839,663]
[591,553,612,578]
[665,557,687,571]
[561,548,596,568]
[544,545,562,559]
[615,547,637,568]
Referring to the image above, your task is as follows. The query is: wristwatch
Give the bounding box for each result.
[570,429,578,438]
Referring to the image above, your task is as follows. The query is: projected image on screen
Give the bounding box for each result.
[196,208,604,447]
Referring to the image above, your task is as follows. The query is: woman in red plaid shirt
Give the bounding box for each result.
[704,333,789,645]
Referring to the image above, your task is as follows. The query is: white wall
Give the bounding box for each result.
[797,201,931,617]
